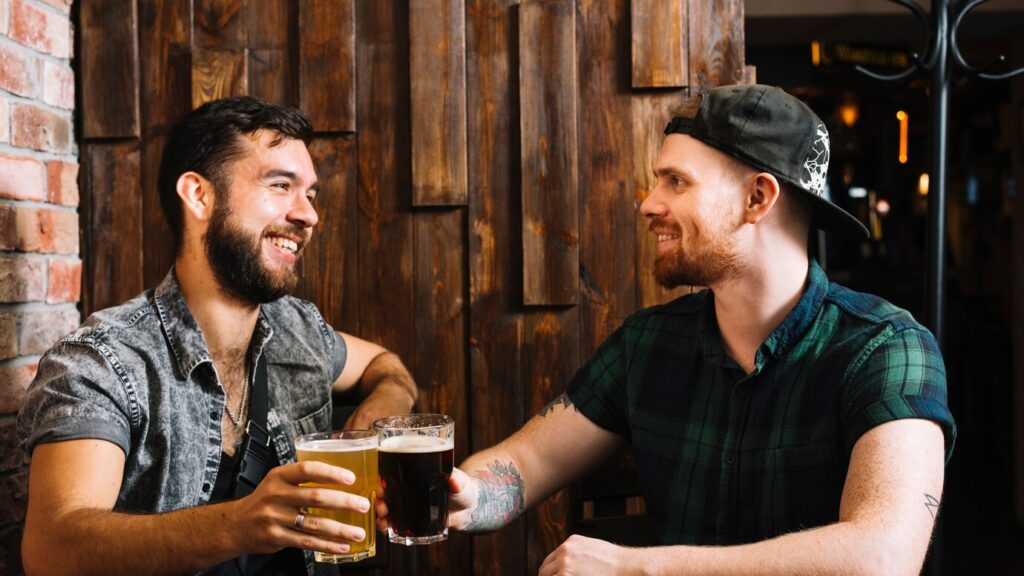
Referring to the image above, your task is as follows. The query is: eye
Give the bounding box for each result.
[272,182,290,191]
[670,175,687,187]
[305,191,317,203]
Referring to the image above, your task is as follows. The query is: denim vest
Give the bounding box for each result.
[18,270,347,574]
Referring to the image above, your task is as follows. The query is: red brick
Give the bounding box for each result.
[15,206,79,254]
[0,469,28,523]
[0,362,36,413]
[46,258,80,303]
[11,102,70,153]
[0,256,46,302]
[42,59,73,109]
[0,205,14,250]
[46,160,78,206]
[0,420,26,472]
[0,96,8,143]
[0,43,39,98]
[18,307,77,356]
[0,313,15,360]
[9,0,71,58]
[0,153,46,201]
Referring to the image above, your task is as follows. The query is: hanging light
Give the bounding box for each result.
[918,172,929,196]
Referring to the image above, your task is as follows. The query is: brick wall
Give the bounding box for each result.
[0,0,77,572]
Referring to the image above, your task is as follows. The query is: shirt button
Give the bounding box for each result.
[202,483,211,492]
[725,453,737,465]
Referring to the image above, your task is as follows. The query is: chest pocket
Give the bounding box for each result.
[281,398,333,441]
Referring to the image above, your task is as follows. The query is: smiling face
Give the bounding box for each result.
[640,134,747,288]
[204,131,319,304]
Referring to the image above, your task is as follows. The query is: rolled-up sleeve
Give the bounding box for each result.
[18,338,133,458]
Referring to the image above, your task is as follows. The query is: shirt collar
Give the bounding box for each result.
[154,268,275,379]
[700,260,829,372]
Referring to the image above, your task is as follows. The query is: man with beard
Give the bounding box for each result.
[18,97,417,575]
[437,85,955,575]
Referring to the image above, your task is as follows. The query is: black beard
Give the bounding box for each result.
[204,203,300,304]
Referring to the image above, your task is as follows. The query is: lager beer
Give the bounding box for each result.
[294,430,378,563]
[374,414,454,545]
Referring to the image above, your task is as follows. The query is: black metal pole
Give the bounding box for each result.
[928,0,949,350]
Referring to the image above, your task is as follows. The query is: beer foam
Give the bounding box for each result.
[295,439,377,452]
[379,435,454,453]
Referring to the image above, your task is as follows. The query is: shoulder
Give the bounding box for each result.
[823,281,927,336]
[261,296,338,354]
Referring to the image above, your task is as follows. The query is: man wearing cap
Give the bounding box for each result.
[436,85,955,575]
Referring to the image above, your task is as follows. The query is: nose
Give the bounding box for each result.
[288,192,319,229]
[639,184,664,219]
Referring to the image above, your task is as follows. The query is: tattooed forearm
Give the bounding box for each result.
[538,392,576,417]
[924,493,940,519]
[464,460,526,532]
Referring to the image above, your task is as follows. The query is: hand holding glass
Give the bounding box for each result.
[294,430,378,563]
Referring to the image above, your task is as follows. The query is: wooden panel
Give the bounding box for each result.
[191,49,249,108]
[524,309,579,572]
[519,0,579,306]
[300,0,355,133]
[80,0,139,138]
[84,142,143,314]
[139,0,192,288]
[247,0,295,105]
[293,136,359,336]
[630,0,687,88]
[195,0,248,49]
[410,0,469,206]
[414,209,472,575]
[356,0,415,357]
[578,0,638,351]
[466,0,528,574]
[687,0,745,91]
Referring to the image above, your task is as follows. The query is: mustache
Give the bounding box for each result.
[647,218,681,235]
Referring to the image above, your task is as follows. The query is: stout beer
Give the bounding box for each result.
[374,414,454,545]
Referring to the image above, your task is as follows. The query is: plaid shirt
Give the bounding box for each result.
[567,260,955,545]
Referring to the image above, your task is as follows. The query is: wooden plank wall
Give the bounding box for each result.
[77,0,744,574]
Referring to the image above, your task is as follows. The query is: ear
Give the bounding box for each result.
[743,172,782,225]
[176,171,215,223]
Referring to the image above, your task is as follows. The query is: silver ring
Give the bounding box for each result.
[293,512,306,531]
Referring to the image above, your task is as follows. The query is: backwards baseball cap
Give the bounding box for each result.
[664,84,869,239]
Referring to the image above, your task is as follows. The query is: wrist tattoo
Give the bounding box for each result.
[924,493,940,519]
[465,460,526,531]
[538,392,576,417]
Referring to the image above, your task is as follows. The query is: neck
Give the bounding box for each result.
[175,254,259,361]
[709,243,810,374]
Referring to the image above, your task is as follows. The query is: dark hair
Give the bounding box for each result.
[157,96,314,250]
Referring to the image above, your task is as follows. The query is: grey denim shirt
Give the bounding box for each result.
[18,270,346,575]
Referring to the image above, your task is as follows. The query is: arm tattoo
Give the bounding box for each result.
[924,493,940,519]
[464,460,526,532]
[538,392,576,417]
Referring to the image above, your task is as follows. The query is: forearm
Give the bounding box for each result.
[457,448,528,532]
[354,352,417,405]
[638,521,921,576]
[23,501,244,576]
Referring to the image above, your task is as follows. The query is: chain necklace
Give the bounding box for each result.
[224,361,251,428]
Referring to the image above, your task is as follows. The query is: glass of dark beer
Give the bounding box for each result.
[373,414,454,545]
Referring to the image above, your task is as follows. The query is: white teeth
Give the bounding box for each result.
[657,234,679,242]
[270,237,298,253]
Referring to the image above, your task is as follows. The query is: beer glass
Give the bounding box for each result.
[374,414,454,545]
[294,430,378,563]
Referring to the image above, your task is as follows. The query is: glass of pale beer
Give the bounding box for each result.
[294,430,378,563]
[373,414,454,545]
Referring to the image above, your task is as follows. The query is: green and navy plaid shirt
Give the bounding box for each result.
[567,260,956,546]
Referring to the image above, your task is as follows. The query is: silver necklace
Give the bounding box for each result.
[224,361,250,428]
